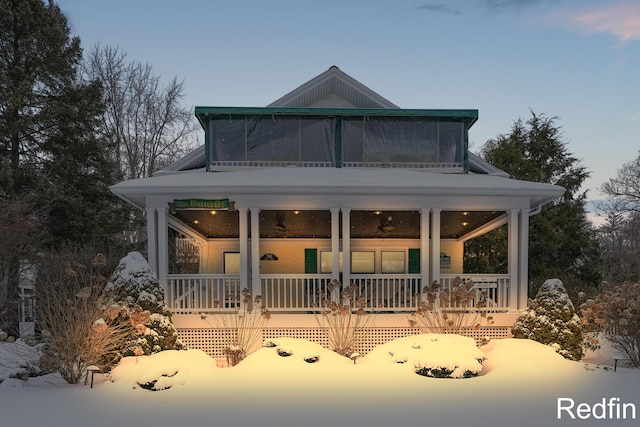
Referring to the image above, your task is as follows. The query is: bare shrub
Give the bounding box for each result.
[201,288,270,366]
[35,252,136,383]
[312,280,374,357]
[581,282,640,367]
[408,278,493,335]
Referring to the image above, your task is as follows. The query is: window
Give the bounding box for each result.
[210,115,334,164]
[351,251,375,274]
[343,117,450,164]
[205,110,473,169]
[381,251,405,274]
[320,251,343,273]
[224,252,240,274]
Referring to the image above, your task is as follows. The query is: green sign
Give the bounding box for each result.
[172,199,234,210]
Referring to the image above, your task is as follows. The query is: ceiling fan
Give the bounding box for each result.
[272,216,287,234]
[377,215,395,235]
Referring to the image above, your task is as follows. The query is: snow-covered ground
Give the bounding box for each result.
[0,335,637,427]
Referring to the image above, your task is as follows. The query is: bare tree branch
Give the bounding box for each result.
[82,45,198,180]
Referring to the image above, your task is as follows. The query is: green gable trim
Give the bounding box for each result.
[195,106,478,129]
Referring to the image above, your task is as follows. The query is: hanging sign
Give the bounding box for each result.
[171,199,235,210]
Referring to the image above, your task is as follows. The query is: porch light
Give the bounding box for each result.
[293,210,300,215]
[374,211,382,215]
[210,211,217,215]
[462,221,469,227]
[194,220,199,224]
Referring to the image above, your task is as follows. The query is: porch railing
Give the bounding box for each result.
[439,274,510,311]
[261,274,334,312]
[349,275,422,311]
[168,274,241,314]
[166,273,510,314]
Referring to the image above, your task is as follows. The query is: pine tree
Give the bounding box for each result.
[0,0,129,336]
[102,252,184,357]
[512,278,583,361]
[466,112,600,299]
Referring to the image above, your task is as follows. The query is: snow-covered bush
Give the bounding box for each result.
[580,282,640,367]
[0,338,45,382]
[103,252,184,358]
[259,338,325,365]
[512,278,583,361]
[364,334,486,379]
[110,349,217,391]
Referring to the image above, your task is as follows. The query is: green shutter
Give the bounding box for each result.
[304,249,318,274]
[408,248,421,294]
[408,248,420,274]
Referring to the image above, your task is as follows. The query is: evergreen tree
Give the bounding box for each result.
[102,252,184,357]
[0,0,128,336]
[512,278,583,361]
[466,112,600,299]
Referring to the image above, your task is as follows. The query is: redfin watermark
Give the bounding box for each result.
[557,397,636,420]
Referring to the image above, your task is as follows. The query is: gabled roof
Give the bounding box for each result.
[159,66,507,178]
[267,66,399,109]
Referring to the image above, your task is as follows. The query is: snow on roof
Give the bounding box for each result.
[111,167,563,210]
[468,152,510,177]
[159,145,206,174]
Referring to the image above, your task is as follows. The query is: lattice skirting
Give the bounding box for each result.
[177,326,512,358]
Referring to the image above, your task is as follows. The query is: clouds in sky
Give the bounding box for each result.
[415,4,462,15]
[415,0,549,15]
[569,3,640,44]
[417,1,640,45]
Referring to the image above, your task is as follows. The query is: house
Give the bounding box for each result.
[110,66,564,355]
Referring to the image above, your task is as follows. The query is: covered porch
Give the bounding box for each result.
[153,203,526,316]
[111,167,564,325]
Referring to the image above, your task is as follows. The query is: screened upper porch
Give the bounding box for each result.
[196,107,478,171]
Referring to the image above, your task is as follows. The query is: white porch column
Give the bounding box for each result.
[518,209,530,310]
[431,208,441,284]
[508,209,520,311]
[341,208,351,287]
[330,208,340,281]
[250,207,261,297]
[145,207,158,275]
[420,208,430,288]
[157,207,169,294]
[238,207,249,291]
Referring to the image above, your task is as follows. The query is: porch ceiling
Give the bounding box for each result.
[170,209,504,240]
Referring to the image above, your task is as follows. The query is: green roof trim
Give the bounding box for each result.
[195,106,478,128]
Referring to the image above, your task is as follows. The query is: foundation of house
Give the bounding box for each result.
[175,312,518,357]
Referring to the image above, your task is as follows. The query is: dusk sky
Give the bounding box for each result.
[59,0,640,204]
